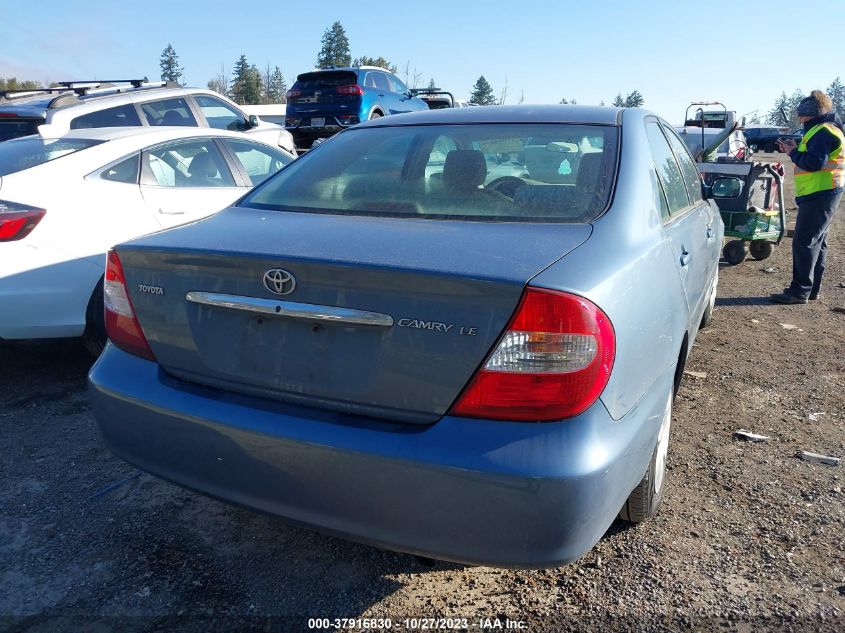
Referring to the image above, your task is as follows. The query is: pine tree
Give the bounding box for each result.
[468,76,496,106]
[427,78,436,90]
[230,55,262,105]
[599,99,606,106]
[316,22,352,69]
[352,56,396,73]
[767,91,791,126]
[826,77,845,120]
[612,93,625,107]
[268,66,287,104]
[159,44,183,83]
[624,90,644,108]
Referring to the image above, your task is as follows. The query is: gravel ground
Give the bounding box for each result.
[1,156,843,632]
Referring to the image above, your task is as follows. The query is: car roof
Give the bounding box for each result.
[355,104,624,127]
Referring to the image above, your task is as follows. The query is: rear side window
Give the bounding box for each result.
[141,98,198,127]
[241,123,619,222]
[101,154,140,183]
[646,122,690,214]
[70,104,142,130]
[387,75,407,94]
[662,125,704,204]
[0,138,101,176]
[0,118,43,142]
[144,139,235,188]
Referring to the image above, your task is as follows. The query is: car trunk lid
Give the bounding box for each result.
[117,207,592,423]
[289,71,360,108]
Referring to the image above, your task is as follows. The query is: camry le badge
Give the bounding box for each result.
[263,268,296,295]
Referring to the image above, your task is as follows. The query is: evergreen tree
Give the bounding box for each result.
[268,66,287,104]
[599,99,605,106]
[767,91,791,126]
[427,78,437,90]
[559,97,568,104]
[230,55,262,105]
[612,93,625,107]
[827,77,845,120]
[624,90,644,108]
[0,77,41,91]
[468,75,496,106]
[352,56,396,73]
[159,44,183,83]
[316,22,352,68]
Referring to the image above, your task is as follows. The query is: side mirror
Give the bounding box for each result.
[705,176,743,199]
[247,114,260,128]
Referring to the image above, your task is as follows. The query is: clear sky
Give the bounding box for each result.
[1,0,840,124]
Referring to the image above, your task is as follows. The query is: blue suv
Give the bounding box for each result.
[285,67,429,148]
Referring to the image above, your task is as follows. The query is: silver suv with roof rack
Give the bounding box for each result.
[0,79,295,154]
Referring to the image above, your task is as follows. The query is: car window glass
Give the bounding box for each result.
[241,123,619,223]
[222,139,292,186]
[194,95,246,131]
[373,73,390,91]
[363,73,377,88]
[141,98,198,127]
[645,122,690,214]
[0,138,101,176]
[388,75,407,93]
[70,104,142,130]
[662,125,704,203]
[0,118,43,142]
[145,139,234,187]
[101,154,140,183]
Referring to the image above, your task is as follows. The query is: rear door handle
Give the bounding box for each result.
[680,250,691,267]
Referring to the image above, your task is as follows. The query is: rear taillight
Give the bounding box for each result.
[450,288,615,421]
[104,249,155,361]
[336,84,364,96]
[0,200,46,242]
[286,89,301,99]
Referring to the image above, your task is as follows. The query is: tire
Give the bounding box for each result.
[82,280,106,357]
[369,111,383,120]
[700,270,718,329]
[619,390,672,523]
[722,240,748,265]
[749,240,774,261]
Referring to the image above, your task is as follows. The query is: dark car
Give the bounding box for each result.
[743,126,801,153]
[284,66,428,148]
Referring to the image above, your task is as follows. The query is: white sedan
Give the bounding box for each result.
[0,126,294,352]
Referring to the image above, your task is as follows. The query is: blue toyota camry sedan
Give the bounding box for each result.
[89,105,734,568]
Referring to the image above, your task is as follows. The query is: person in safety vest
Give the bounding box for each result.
[770,90,844,304]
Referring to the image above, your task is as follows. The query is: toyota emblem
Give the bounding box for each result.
[263,268,296,295]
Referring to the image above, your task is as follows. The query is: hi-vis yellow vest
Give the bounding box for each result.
[794,122,845,197]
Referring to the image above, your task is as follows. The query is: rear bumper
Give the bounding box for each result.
[89,345,672,568]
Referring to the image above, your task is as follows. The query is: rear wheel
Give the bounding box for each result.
[369,111,383,120]
[749,240,774,260]
[82,281,106,357]
[619,390,672,523]
[723,240,747,265]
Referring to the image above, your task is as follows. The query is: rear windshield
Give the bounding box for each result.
[241,123,619,222]
[0,118,44,142]
[293,71,358,89]
[0,137,101,176]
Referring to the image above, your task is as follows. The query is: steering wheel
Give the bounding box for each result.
[485,176,525,198]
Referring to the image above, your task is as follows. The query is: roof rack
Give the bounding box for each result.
[1,79,180,105]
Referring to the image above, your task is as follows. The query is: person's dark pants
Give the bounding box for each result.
[787,192,842,299]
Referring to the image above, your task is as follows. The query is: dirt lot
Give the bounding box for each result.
[1,156,843,632]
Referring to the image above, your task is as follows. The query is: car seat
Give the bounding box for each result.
[187,152,221,186]
[442,150,486,191]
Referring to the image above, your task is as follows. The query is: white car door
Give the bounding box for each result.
[139,138,245,229]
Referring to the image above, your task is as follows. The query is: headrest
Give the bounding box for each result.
[443,150,487,190]
[189,152,216,178]
[161,110,187,125]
